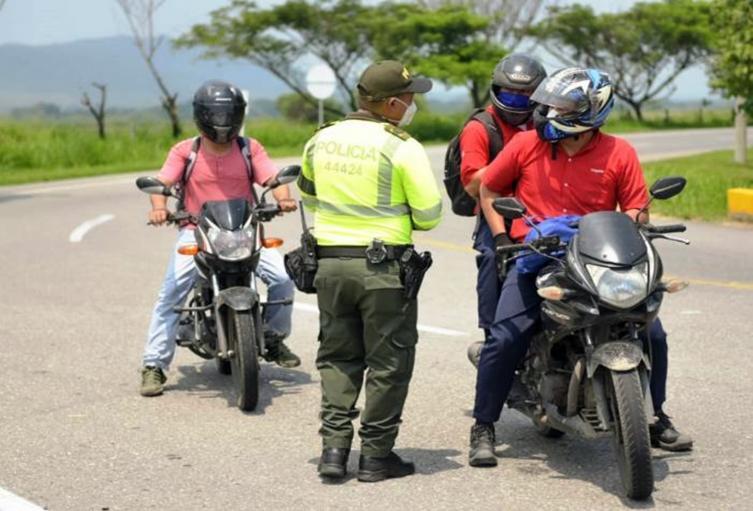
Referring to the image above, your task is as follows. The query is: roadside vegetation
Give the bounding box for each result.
[643,149,753,220]
[0,106,739,186]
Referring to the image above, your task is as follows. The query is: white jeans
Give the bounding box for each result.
[143,229,295,369]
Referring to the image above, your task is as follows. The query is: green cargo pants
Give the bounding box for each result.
[314,257,418,458]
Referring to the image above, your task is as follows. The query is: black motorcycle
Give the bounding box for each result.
[136,165,301,411]
[492,176,689,500]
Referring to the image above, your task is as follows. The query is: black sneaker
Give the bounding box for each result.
[318,447,350,479]
[469,423,497,467]
[649,411,693,452]
[357,452,415,482]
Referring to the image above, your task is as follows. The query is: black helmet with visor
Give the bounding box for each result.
[193,80,247,144]
[489,53,547,126]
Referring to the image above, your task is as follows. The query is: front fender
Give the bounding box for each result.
[216,286,259,312]
[587,341,650,378]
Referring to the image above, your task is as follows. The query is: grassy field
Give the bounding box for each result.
[0,119,316,186]
[643,149,753,221]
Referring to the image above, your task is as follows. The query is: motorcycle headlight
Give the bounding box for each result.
[207,226,253,261]
[586,263,649,309]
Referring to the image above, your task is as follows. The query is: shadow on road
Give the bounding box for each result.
[494,417,693,508]
[171,361,313,413]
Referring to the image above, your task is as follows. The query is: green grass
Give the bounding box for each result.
[0,119,317,186]
[642,149,753,220]
[604,107,735,134]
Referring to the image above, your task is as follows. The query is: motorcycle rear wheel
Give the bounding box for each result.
[608,369,654,500]
[228,308,259,411]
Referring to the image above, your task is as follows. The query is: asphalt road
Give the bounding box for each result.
[1,127,753,511]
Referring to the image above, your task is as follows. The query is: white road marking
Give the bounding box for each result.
[0,487,45,511]
[69,214,115,243]
[292,301,468,337]
[680,310,702,315]
[10,177,137,196]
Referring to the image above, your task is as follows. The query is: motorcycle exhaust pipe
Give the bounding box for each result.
[566,358,586,417]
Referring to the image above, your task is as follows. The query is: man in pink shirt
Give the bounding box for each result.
[141,80,300,397]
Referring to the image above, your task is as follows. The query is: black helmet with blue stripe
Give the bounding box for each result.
[489,53,547,126]
[531,67,615,141]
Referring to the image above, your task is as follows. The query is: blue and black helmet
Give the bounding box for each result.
[531,67,615,142]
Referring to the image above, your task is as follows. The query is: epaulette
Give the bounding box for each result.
[315,120,339,132]
[384,123,411,141]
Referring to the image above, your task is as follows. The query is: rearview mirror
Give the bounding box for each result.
[136,176,172,196]
[650,176,686,200]
[267,165,302,189]
[492,197,527,220]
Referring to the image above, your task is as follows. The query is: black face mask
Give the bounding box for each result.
[493,106,533,127]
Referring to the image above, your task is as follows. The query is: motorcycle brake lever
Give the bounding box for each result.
[652,233,690,245]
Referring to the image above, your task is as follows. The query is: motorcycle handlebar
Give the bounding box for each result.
[496,235,562,256]
[646,224,686,234]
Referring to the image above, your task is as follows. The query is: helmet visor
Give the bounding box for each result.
[196,103,244,127]
[530,72,590,117]
[496,90,533,111]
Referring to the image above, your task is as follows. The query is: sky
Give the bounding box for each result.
[0,0,715,102]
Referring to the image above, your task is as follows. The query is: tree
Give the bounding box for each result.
[708,0,753,164]
[372,3,507,108]
[177,0,374,114]
[418,0,550,51]
[275,93,342,123]
[531,1,713,121]
[81,82,107,139]
[116,0,182,137]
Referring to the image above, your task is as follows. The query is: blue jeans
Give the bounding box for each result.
[473,216,503,337]
[473,266,669,424]
[143,229,295,369]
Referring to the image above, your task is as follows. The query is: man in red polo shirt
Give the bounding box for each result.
[468,67,692,467]
[458,54,546,364]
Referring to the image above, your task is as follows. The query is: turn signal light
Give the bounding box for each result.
[537,286,566,301]
[262,237,284,248]
[177,244,200,256]
[663,279,689,293]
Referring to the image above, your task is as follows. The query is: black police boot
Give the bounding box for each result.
[357,451,415,482]
[318,447,350,479]
[469,422,498,467]
[649,411,693,452]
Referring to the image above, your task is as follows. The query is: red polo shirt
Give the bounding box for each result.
[482,130,648,242]
[459,105,527,187]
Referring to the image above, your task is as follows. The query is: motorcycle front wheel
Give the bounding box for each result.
[227,308,260,411]
[607,368,654,500]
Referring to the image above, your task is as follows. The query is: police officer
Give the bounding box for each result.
[459,54,546,366]
[297,60,442,482]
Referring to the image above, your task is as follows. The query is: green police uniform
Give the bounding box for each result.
[298,64,442,457]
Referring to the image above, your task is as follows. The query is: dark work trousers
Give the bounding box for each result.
[473,215,503,339]
[473,266,670,424]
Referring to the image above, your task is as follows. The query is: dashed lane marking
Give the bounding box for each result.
[69,214,115,243]
[0,487,45,511]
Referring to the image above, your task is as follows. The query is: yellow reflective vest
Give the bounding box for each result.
[298,116,442,246]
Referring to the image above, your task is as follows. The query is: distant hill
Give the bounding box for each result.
[0,36,290,113]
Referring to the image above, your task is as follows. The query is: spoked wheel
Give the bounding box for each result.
[607,369,654,500]
[227,308,259,411]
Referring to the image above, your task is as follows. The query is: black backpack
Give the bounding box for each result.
[443,109,504,216]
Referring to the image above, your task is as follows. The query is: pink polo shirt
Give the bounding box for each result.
[158,136,278,219]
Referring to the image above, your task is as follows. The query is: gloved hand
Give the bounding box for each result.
[494,232,513,281]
